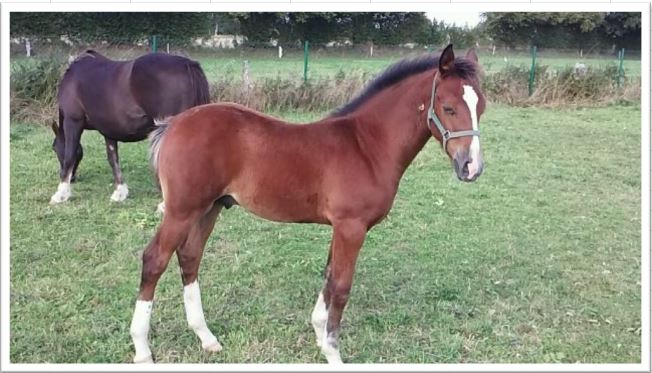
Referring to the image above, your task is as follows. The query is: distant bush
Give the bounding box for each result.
[10,57,65,122]
[483,63,640,107]
[209,71,370,113]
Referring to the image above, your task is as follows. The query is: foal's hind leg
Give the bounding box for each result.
[129,213,197,363]
[105,138,129,202]
[177,204,223,353]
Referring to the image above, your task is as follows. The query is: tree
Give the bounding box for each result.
[230,12,283,45]
[230,12,433,47]
[601,12,641,50]
[10,13,212,45]
[11,13,63,38]
[480,12,641,52]
[283,13,343,44]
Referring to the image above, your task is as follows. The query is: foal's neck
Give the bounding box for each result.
[349,71,434,181]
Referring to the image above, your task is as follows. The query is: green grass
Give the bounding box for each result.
[9,48,641,83]
[191,49,641,82]
[9,104,641,363]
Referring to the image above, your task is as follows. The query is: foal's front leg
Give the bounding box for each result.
[105,138,129,202]
[312,220,367,363]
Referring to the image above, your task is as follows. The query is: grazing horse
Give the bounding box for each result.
[49,50,210,204]
[129,45,485,364]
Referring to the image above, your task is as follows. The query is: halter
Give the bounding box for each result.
[426,75,480,151]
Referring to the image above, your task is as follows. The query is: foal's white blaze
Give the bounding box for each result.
[130,300,154,363]
[462,85,482,179]
[110,183,129,202]
[183,281,222,352]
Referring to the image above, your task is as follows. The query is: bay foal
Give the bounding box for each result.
[130,45,485,363]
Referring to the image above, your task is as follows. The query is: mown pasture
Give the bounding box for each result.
[9,102,641,363]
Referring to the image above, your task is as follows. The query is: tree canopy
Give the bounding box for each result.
[481,12,640,51]
[10,12,642,51]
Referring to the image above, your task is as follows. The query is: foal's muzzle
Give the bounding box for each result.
[453,151,483,182]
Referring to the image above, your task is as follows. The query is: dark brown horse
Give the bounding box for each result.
[129,45,485,364]
[49,50,209,204]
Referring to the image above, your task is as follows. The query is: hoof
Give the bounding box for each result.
[110,184,129,202]
[202,340,223,353]
[133,354,153,364]
[50,183,71,204]
[327,356,344,364]
[49,194,69,204]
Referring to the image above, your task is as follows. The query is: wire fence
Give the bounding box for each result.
[10,35,641,76]
[9,35,643,122]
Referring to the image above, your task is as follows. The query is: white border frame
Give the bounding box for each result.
[1,2,649,372]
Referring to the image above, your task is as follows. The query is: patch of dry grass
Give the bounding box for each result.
[9,56,641,124]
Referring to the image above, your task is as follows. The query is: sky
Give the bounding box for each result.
[425,12,483,27]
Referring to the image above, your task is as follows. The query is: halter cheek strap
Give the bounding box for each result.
[426,75,480,151]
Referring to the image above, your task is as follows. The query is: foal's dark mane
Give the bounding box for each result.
[331,54,478,117]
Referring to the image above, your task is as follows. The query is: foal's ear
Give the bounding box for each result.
[50,120,59,136]
[439,44,455,74]
[466,48,478,63]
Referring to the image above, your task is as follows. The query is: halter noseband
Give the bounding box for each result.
[426,75,480,151]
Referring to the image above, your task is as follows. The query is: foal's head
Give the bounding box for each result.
[428,45,485,182]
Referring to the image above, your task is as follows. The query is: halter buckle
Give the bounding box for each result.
[442,130,451,141]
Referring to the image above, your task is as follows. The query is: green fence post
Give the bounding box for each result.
[528,45,537,96]
[303,40,309,83]
[151,35,158,53]
[617,48,625,88]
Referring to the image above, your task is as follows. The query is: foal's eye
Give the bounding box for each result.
[443,107,455,115]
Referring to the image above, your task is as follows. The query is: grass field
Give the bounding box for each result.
[192,49,641,81]
[9,103,642,364]
[11,48,641,82]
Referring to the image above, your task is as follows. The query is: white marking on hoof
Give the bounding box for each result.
[157,201,165,214]
[133,354,154,364]
[130,300,153,364]
[203,340,223,353]
[320,332,343,364]
[50,182,71,204]
[184,281,222,353]
[311,291,328,347]
[110,183,129,202]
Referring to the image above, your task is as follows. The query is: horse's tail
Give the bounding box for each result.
[149,118,171,185]
[187,61,210,106]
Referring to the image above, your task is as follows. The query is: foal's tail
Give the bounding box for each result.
[149,118,170,185]
[187,61,210,106]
